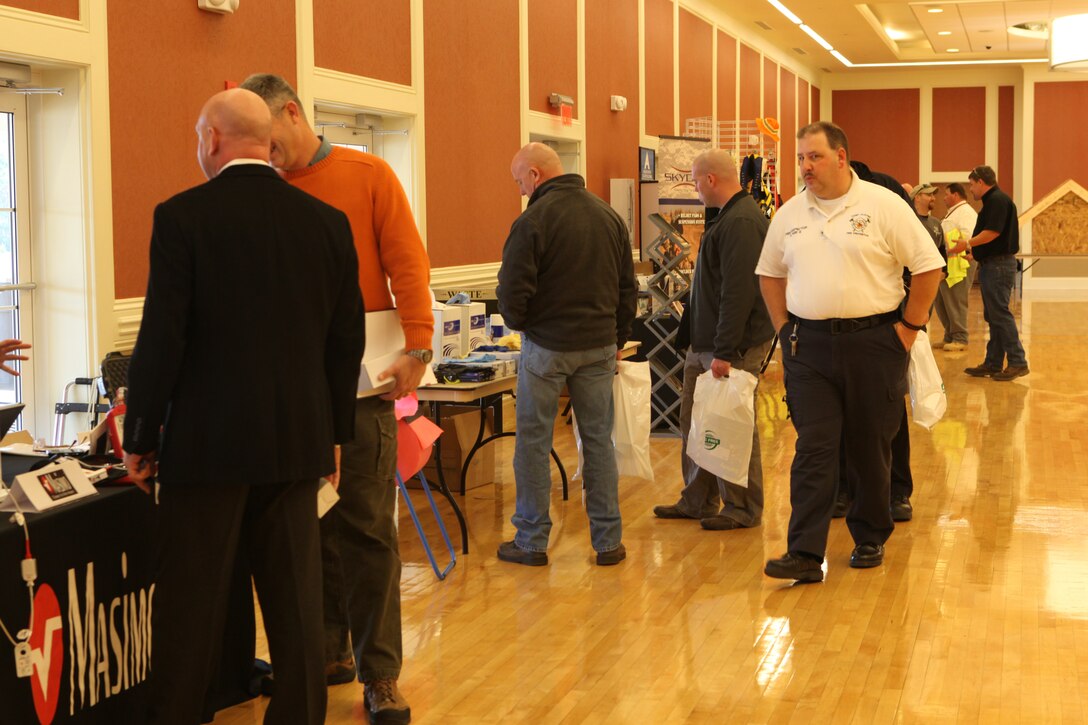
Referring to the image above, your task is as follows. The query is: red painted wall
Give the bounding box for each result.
[585,0,640,201]
[107,1,296,298]
[799,78,809,125]
[1033,81,1088,201]
[998,85,1015,201]
[738,43,760,120]
[812,85,820,121]
[423,0,521,267]
[832,88,919,186]
[314,0,411,85]
[528,0,578,117]
[644,0,674,137]
[0,0,76,19]
[678,8,712,133]
[717,31,737,124]
[931,87,984,172]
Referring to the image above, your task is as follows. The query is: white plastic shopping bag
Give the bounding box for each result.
[572,361,654,482]
[908,329,947,429]
[612,361,653,481]
[686,368,757,486]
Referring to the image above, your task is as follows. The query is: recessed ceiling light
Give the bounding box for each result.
[1008,22,1048,39]
[928,7,944,13]
[937,30,952,36]
[886,26,910,41]
[947,48,960,53]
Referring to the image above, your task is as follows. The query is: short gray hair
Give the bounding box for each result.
[239,73,307,122]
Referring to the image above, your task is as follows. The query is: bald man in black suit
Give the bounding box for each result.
[123,88,365,725]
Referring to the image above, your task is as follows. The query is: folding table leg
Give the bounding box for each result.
[396,471,457,580]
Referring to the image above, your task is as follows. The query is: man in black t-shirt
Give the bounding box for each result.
[962,165,1029,381]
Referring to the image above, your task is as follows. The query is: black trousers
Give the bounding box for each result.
[147,479,326,725]
[782,319,909,558]
[837,401,913,500]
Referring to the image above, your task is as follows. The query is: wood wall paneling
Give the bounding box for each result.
[107,0,296,298]
[780,69,796,200]
[716,31,737,124]
[998,85,1015,201]
[799,78,809,125]
[677,8,712,134]
[528,0,578,116]
[812,85,820,121]
[832,88,919,187]
[762,57,777,119]
[585,0,640,201]
[931,86,984,172]
[314,0,411,85]
[644,0,674,137]
[738,43,760,121]
[0,0,77,19]
[424,0,521,267]
[1033,81,1088,201]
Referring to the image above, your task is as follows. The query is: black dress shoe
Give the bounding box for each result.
[764,552,824,582]
[891,495,913,522]
[653,504,697,519]
[497,540,548,566]
[850,543,884,568]
[832,493,850,519]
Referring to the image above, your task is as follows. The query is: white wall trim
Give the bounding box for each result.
[112,297,143,353]
[430,263,501,290]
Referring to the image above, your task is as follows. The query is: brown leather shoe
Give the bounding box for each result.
[992,365,1029,381]
[700,515,746,531]
[326,658,356,685]
[965,363,1002,377]
[364,678,411,724]
[652,504,697,520]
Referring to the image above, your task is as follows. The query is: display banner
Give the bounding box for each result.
[656,135,712,205]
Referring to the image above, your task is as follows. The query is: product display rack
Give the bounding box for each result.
[642,213,692,436]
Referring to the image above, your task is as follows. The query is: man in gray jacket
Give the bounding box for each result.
[496,142,637,566]
[654,149,774,530]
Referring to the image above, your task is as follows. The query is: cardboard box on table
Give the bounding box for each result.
[431,304,462,361]
[446,302,487,354]
[416,405,497,491]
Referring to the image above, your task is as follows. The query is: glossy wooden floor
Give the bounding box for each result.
[217,288,1088,724]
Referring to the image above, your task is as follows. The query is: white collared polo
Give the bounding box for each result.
[756,170,945,320]
[941,200,978,242]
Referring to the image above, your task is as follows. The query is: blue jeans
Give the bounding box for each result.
[978,255,1027,368]
[513,338,621,553]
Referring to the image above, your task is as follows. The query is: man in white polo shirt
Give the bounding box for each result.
[756,122,944,582]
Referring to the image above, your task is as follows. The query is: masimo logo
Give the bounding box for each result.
[29,583,64,725]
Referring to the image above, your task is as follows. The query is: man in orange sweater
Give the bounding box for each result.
[242,73,432,725]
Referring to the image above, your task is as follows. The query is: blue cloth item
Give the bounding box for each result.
[512,338,621,554]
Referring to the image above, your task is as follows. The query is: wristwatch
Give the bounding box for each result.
[406,348,433,364]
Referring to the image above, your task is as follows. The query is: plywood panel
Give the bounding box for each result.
[528,0,578,116]
[832,88,919,187]
[107,0,296,298]
[678,8,712,132]
[314,0,411,85]
[645,0,674,137]
[424,0,521,267]
[738,43,760,121]
[585,0,640,200]
[716,31,737,124]
[1032,193,1088,254]
[1034,81,1088,202]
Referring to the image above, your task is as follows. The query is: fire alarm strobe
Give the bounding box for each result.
[198,0,239,14]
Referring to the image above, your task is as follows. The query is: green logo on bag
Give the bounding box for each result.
[703,431,720,450]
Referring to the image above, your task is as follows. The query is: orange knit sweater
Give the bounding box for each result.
[283,146,434,350]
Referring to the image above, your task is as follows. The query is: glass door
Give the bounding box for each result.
[0,95,36,419]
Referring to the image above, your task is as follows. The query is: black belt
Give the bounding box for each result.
[791,310,899,335]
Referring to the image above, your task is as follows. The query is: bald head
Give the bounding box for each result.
[511,142,565,197]
[195,88,273,179]
[691,149,740,207]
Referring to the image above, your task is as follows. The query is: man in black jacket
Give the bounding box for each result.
[653,149,774,530]
[496,142,637,566]
[123,88,365,725]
